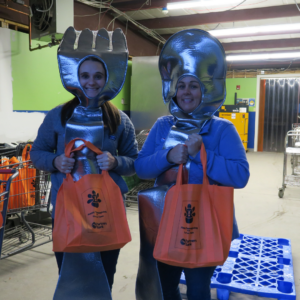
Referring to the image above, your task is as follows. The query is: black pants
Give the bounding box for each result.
[52,219,120,290]
[157,261,216,300]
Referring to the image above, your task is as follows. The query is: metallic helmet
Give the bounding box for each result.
[159,29,226,126]
[57,27,128,108]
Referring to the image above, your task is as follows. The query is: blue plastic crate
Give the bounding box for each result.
[180,234,296,300]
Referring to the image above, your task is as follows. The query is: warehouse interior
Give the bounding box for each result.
[0,0,300,299]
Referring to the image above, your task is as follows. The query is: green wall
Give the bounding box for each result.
[114,60,131,112]
[225,78,257,112]
[10,31,131,112]
[10,31,254,115]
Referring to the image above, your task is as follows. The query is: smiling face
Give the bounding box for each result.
[79,60,106,98]
[175,76,202,113]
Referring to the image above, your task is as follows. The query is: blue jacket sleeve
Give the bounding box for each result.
[30,110,58,173]
[134,120,174,180]
[204,123,250,188]
[113,112,139,176]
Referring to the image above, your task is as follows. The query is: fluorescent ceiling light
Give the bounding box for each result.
[167,0,241,10]
[227,52,300,61]
[209,23,300,37]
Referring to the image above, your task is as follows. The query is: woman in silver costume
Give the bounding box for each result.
[56,57,123,175]
[31,28,138,298]
[135,29,250,300]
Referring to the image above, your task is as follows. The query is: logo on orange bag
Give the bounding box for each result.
[31,179,36,188]
[92,222,107,229]
[180,239,197,246]
[87,191,102,208]
[184,204,195,224]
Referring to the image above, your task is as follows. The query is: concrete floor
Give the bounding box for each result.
[0,151,299,300]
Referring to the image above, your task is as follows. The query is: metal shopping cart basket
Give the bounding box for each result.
[125,129,155,205]
[0,160,52,259]
[278,123,300,198]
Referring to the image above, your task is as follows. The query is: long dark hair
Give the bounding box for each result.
[60,57,121,134]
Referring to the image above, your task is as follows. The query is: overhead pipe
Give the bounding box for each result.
[0,2,29,16]
[0,17,28,29]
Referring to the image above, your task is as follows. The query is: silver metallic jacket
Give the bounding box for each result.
[136,29,227,300]
[54,27,128,300]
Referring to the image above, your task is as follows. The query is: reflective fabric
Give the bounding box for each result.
[54,253,112,300]
[55,27,128,299]
[159,29,226,129]
[58,27,128,108]
[136,29,226,300]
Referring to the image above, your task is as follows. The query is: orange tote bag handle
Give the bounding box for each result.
[22,144,32,162]
[64,138,102,158]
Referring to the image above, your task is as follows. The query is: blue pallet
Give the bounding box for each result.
[180,234,296,300]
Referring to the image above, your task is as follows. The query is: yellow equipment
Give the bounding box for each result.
[219,111,249,151]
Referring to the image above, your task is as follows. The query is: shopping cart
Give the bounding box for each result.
[126,180,155,203]
[0,159,52,259]
[125,129,155,205]
[278,123,300,198]
[136,129,150,151]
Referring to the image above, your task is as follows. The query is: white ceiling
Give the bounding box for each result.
[78,0,300,66]
[153,15,300,34]
[112,0,300,57]
[122,0,299,21]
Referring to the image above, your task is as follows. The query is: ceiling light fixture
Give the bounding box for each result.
[162,7,168,14]
[167,0,241,10]
[209,23,300,37]
[226,52,300,61]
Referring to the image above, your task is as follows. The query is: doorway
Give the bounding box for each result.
[257,78,299,152]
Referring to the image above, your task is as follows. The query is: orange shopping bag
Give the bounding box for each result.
[6,157,28,209]
[5,151,36,210]
[20,144,36,207]
[153,144,234,268]
[17,167,36,207]
[0,158,9,211]
[52,138,132,253]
